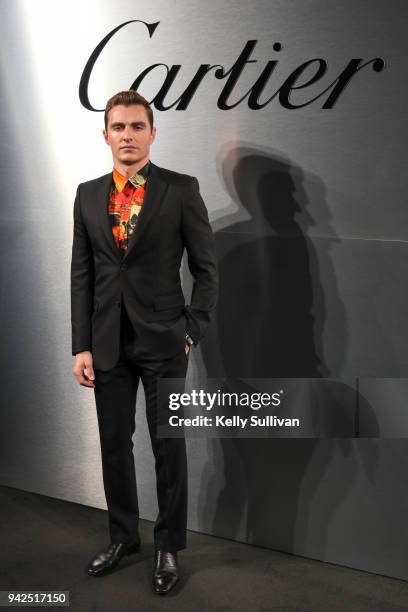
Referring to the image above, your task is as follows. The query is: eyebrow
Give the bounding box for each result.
[110,121,147,128]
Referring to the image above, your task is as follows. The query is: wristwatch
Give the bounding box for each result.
[185,333,195,347]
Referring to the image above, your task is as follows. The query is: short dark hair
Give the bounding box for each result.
[104,90,154,130]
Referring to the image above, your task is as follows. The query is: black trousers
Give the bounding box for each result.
[93,303,189,552]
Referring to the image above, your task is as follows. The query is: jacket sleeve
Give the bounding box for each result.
[70,185,94,355]
[181,176,218,345]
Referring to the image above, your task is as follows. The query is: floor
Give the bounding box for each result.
[1,485,408,611]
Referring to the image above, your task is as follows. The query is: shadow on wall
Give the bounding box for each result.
[208,143,329,379]
[196,142,379,558]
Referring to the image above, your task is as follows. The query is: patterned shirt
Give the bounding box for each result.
[108,161,150,254]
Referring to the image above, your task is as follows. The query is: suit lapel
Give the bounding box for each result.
[123,162,168,260]
[96,162,168,262]
[96,172,122,261]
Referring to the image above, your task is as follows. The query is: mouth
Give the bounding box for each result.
[120,146,137,150]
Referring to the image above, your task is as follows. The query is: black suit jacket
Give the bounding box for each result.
[70,161,218,371]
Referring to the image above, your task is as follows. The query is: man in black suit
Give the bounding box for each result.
[71,90,218,594]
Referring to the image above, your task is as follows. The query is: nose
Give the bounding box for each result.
[122,126,133,142]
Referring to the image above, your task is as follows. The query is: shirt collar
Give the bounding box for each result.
[112,160,150,193]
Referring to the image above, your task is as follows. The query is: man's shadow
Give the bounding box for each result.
[209,147,325,378]
[191,142,378,558]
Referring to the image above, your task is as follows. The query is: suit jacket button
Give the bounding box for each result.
[116,301,121,308]
[121,263,127,271]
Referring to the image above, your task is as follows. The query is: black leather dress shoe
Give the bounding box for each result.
[86,541,140,576]
[152,550,179,594]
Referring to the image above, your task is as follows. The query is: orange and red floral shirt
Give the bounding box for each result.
[108,161,150,254]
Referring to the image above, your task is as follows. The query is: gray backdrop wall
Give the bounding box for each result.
[1,0,407,581]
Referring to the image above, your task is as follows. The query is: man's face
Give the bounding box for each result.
[103,104,156,167]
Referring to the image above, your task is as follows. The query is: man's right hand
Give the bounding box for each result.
[72,351,96,388]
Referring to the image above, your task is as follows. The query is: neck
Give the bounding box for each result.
[114,156,150,178]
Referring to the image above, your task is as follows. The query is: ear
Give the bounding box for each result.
[103,129,109,145]
[150,126,157,144]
